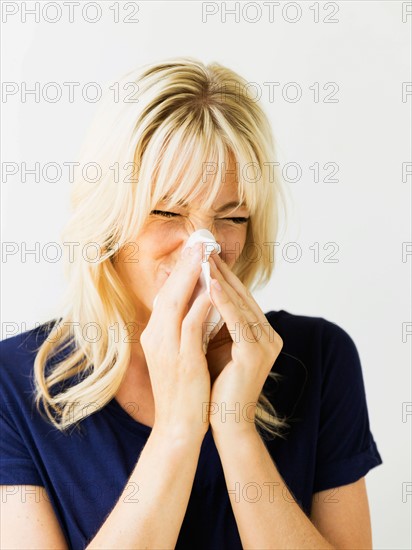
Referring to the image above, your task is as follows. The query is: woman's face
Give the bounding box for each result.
[114,169,250,323]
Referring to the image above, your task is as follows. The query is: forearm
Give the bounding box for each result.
[213,427,334,550]
[86,429,204,549]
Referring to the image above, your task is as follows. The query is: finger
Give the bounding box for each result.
[180,290,213,357]
[151,242,206,331]
[210,257,282,350]
[208,274,266,349]
[209,256,271,342]
[210,254,268,324]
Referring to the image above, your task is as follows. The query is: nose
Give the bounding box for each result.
[186,215,217,235]
[184,215,218,238]
[181,223,221,259]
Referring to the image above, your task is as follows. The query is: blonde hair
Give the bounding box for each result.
[33,56,290,440]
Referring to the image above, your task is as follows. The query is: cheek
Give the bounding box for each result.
[218,225,248,262]
[143,225,182,257]
[145,221,183,243]
[133,223,181,260]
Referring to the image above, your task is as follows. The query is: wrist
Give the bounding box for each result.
[208,399,258,434]
[150,423,207,449]
[210,419,259,441]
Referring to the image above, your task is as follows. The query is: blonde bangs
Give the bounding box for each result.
[140,104,263,220]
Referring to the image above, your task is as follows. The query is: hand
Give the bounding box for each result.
[205,254,283,434]
[140,242,212,441]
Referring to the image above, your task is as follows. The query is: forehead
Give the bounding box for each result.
[160,191,246,216]
[161,155,242,205]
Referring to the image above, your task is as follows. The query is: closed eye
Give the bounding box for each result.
[150,210,179,218]
[150,210,249,224]
[221,217,250,224]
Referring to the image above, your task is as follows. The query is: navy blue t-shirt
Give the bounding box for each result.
[0,310,383,549]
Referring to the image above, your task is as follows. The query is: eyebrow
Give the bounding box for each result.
[214,201,247,213]
[160,196,247,213]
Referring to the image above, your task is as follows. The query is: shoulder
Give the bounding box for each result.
[263,309,364,412]
[265,308,352,338]
[264,308,357,360]
[0,321,63,488]
[0,320,60,396]
[0,320,58,360]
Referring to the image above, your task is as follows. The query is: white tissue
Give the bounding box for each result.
[152,229,225,355]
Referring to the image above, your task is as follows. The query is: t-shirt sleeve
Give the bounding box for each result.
[0,396,44,486]
[313,320,383,493]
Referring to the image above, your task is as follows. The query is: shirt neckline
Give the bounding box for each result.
[106,396,153,435]
[106,396,214,449]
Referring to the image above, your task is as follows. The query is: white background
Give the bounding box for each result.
[1,1,411,548]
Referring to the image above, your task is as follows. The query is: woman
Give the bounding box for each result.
[0,57,383,549]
